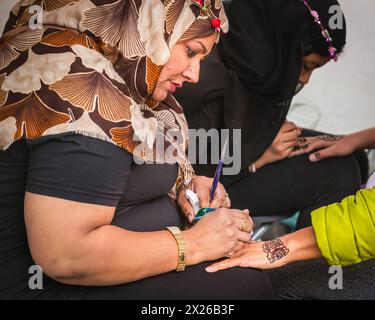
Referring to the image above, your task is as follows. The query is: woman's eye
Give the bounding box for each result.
[187,47,197,58]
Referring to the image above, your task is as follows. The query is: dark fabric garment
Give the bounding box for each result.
[218,0,306,98]
[223,128,365,230]
[175,0,347,172]
[177,0,309,168]
[0,133,272,299]
[79,261,272,300]
[305,0,347,56]
[267,258,375,300]
[225,153,361,230]
[301,129,370,184]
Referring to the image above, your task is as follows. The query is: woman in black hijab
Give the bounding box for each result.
[175,0,368,230]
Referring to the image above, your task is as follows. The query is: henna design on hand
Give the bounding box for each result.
[318,134,344,142]
[262,239,290,264]
[297,137,308,145]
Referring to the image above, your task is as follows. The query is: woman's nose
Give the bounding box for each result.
[299,70,312,85]
[183,61,200,84]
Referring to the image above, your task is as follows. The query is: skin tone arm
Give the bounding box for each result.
[249,121,302,171]
[25,192,251,285]
[298,127,375,162]
[252,126,375,170]
[25,179,252,286]
[206,227,322,272]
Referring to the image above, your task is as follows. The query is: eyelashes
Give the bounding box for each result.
[186,46,197,58]
[186,45,206,61]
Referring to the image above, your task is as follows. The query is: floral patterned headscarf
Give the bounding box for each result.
[0,0,228,198]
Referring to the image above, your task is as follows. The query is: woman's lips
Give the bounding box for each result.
[169,82,182,93]
[170,82,177,93]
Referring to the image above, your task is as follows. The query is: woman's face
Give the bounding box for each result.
[299,53,331,85]
[152,33,217,102]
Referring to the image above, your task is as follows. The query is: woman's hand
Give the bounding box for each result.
[206,227,322,272]
[291,128,375,160]
[253,121,302,170]
[182,208,254,265]
[177,175,230,223]
[298,134,357,162]
[205,238,291,272]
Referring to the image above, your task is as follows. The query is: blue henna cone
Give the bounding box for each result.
[193,208,216,221]
[209,138,228,202]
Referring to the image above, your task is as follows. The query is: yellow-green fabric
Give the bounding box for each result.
[311,187,375,266]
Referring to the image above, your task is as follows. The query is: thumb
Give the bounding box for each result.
[309,147,335,162]
[180,198,195,223]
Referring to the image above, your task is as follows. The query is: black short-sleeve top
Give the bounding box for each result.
[0,133,181,298]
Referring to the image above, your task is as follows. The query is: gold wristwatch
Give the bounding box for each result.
[166,226,186,272]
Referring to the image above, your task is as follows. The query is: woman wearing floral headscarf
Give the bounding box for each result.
[0,0,272,299]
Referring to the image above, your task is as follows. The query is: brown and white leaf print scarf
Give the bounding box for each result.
[0,0,228,199]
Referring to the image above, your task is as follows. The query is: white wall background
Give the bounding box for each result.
[288,0,375,136]
[1,0,374,170]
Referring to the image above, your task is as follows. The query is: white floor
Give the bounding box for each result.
[1,0,374,170]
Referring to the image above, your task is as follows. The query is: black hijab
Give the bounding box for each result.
[303,0,347,57]
[175,0,346,177]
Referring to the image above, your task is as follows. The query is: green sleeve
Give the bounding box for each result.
[311,187,375,266]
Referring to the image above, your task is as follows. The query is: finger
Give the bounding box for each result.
[283,140,300,150]
[224,195,231,208]
[238,230,252,243]
[304,140,332,154]
[180,198,195,223]
[205,258,242,273]
[281,146,296,159]
[282,122,298,133]
[235,218,253,234]
[309,146,336,162]
[209,185,227,208]
[182,202,195,223]
[209,197,224,209]
[195,186,210,209]
[281,130,300,143]
[232,210,252,222]
[212,195,231,209]
[288,147,307,158]
[296,136,309,147]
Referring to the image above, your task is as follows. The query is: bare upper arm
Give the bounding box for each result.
[24,192,116,276]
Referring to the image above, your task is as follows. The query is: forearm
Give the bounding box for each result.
[52,226,200,286]
[349,127,375,150]
[282,227,322,264]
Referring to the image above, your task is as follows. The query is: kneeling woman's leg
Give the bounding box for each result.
[79,262,273,300]
[267,258,375,300]
[225,154,361,229]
